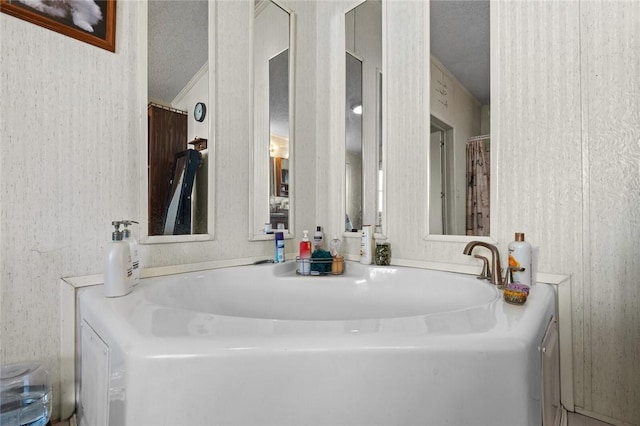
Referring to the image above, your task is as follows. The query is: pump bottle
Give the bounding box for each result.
[299,230,311,275]
[104,221,133,297]
[122,220,140,287]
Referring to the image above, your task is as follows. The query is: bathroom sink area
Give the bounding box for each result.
[77,262,556,426]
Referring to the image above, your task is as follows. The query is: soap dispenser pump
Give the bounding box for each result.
[122,220,140,287]
[104,221,133,298]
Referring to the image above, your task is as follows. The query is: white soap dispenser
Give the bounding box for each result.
[122,220,140,287]
[104,221,133,298]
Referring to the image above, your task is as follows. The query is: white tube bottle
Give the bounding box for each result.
[508,232,532,286]
[360,225,373,265]
[104,221,133,297]
[313,226,324,250]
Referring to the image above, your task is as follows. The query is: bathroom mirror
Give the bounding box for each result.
[428,0,491,236]
[345,0,383,233]
[141,0,213,242]
[251,0,295,240]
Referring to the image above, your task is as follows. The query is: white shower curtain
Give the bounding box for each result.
[466,137,490,236]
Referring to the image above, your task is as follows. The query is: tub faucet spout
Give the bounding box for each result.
[463,241,504,287]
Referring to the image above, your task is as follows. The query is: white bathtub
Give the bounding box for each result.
[77,261,556,426]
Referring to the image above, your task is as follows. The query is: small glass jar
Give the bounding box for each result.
[331,256,344,274]
[374,242,390,265]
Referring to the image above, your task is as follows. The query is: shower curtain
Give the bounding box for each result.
[466,137,490,236]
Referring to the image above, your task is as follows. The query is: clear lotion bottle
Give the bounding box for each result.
[508,232,532,286]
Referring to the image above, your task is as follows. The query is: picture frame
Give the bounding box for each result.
[0,0,116,52]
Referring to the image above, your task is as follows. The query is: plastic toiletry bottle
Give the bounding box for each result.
[330,234,344,274]
[104,221,133,297]
[299,230,311,275]
[313,226,324,250]
[122,220,140,287]
[329,234,342,257]
[360,225,373,265]
[508,232,532,286]
[275,231,285,263]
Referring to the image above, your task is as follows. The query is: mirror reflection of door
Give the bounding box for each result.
[429,0,490,236]
[147,105,187,235]
[429,0,491,235]
[147,0,208,236]
[345,0,382,233]
[430,129,444,234]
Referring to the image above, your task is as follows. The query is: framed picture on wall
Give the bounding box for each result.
[0,0,116,52]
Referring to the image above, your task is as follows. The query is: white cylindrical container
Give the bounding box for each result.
[508,232,532,286]
[104,223,133,298]
[313,226,324,250]
[360,225,373,265]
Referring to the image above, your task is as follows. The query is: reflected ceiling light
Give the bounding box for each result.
[351,104,363,115]
[269,135,289,159]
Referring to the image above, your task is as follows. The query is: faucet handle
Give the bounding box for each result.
[474,255,491,281]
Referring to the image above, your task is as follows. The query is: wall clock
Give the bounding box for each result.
[194,102,206,122]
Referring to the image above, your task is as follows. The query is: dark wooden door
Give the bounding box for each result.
[148,104,188,235]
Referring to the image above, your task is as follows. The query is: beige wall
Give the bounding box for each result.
[1,1,639,425]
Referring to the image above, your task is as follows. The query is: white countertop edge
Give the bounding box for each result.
[62,257,570,289]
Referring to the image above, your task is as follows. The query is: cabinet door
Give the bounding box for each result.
[541,317,561,426]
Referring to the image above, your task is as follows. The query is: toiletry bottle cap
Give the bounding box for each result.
[303,230,309,240]
[515,232,525,241]
[111,221,123,241]
[316,226,322,232]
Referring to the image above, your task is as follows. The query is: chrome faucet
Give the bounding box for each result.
[463,241,504,287]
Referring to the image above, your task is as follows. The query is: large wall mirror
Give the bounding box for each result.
[143,0,211,241]
[428,0,491,236]
[345,0,383,234]
[251,0,294,240]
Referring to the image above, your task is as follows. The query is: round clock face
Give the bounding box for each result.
[194,102,206,122]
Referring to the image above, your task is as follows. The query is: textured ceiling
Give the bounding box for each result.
[431,0,490,105]
[148,0,208,104]
[147,0,490,107]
